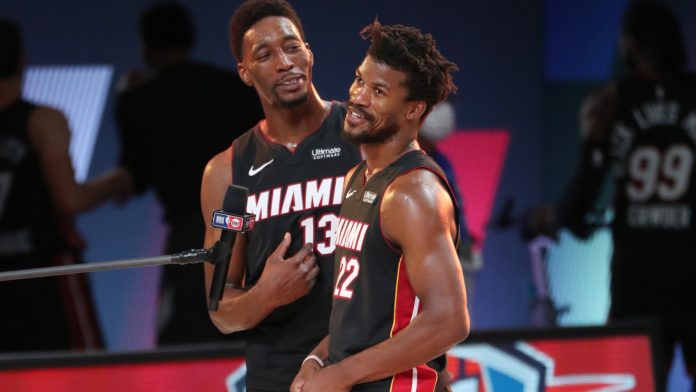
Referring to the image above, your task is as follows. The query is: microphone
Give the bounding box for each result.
[208,185,255,311]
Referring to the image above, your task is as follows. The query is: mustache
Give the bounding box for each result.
[348,104,375,122]
[274,72,304,87]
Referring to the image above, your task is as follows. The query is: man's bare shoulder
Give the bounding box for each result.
[383,169,449,214]
[29,106,67,131]
[203,146,233,185]
[27,105,70,151]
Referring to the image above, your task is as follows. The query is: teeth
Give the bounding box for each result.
[351,111,364,119]
[281,77,300,85]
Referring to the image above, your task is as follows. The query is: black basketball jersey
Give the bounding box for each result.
[230,101,361,390]
[610,75,696,259]
[328,150,460,392]
[0,100,65,267]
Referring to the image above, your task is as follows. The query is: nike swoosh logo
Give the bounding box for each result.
[346,189,357,199]
[248,159,274,176]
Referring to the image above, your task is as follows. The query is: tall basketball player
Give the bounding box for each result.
[293,21,469,392]
[199,1,361,390]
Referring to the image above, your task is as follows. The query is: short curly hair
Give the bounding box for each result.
[360,20,457,119]
[229,0,305,62]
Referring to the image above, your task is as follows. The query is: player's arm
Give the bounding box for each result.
[201,148,319,333]
[556,85,617,238]
[28,106,131,216]
[304,170,470,390]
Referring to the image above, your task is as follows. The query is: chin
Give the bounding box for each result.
[341,132,361,145]
[279,92,309,108]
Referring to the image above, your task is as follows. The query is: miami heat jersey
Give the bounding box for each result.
[610,75,696,255]
[0,100,65,265]
[230,101,361,390]
[328,150,460,392]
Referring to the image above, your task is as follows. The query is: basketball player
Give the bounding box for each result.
[292,21,469,391]
[199,1,361,390]
[537,1,696,387]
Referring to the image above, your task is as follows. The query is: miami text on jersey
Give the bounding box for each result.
[335,217,369,252]
[246,176,345,222]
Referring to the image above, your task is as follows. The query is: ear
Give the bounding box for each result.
[405,101,427,121]
[305,42,314,68]
[237,62,253,86]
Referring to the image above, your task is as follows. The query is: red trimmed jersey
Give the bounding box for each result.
[328,150,460,391]
[230,101,361,391]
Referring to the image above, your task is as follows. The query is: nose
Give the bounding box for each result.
[275,49,292,71]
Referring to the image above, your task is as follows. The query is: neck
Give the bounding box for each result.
[0,77,22,109]
[149,49,189,71]
[261,86,329,147]
[362,131,420,178]
[635,60,678,83]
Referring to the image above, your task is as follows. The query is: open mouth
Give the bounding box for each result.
[346,106,374,126]
[276,75,304,90]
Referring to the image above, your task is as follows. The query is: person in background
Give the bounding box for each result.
[535,1,696,388]
[115,2,263,346]
[0,18,129,352]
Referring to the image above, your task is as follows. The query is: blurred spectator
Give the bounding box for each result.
[115,2,263,345]
[0,19,129,352]
[536,0,696,387]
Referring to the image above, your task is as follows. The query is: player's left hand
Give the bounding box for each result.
[290,358,321,392]
[299,365,351,392]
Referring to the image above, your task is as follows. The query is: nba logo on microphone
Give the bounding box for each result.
[212,210,254,232]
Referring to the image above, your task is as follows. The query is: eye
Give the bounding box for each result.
[374,88,385,96]
[354,75,364,86]
[255,52,271,62]
[285,43,301,53]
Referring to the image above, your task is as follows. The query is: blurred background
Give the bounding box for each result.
[2,0,695,390]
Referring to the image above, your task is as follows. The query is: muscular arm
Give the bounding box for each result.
[314,170,470,388]
[201,148,318,333]
[28,106,130,216]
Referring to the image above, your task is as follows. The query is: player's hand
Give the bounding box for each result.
[522,204,559,241]
[255,233,318,307]
[300,365,351,392]
[115,69,147,93]
[111,167,134,205]
[290,358,321,391]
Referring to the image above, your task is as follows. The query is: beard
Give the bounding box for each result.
[343,118,399,145]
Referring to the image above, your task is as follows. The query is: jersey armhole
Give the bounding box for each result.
[378,167,461,253]
[346,161,366,191]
